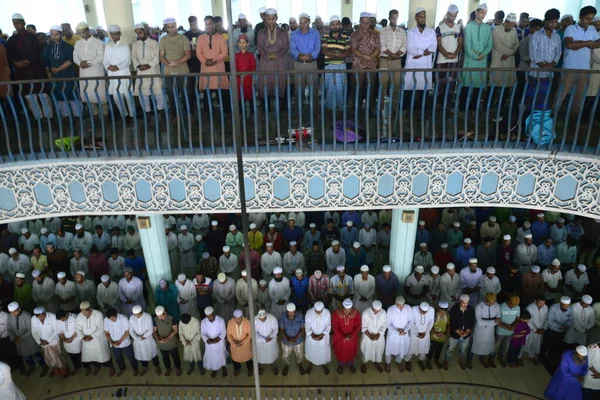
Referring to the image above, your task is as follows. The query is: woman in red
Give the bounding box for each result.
[332,298,361,374]
[235,35,256,112]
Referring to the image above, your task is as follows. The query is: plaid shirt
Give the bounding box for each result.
[379,25,407,57]
[308,275,329,302]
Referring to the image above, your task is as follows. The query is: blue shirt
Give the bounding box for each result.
[291,276,309,306]
[563,23,600,70]
[416,229,430,246]
[40,233,57,254]
[375,273,400,301]
[567,223,584,240]
[455,245,475,269]
[341,211,362,228]
[529,29,562,78]
[279,311,305,345]
[531,221,549,246]
[496,303,521,336]
[290,28,322,60]
[536,244,556,267]
[549,225,567,245]
[547,303,573,332]
[303,229,321,250]
[340,227,358,249]
[282,226,304,248]
[124,256,146,279]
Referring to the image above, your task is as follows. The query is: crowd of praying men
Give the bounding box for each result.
[0,208,599,394]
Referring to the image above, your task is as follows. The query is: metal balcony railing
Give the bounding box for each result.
[45,384,543,400]
[1,67,599,163]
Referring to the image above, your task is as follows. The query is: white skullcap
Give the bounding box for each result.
[441,243,449,249]
[177,273,186,282]
[418,220,425,226]
[464,238,472,244]
[531,265,541,273]
[132,305,142,314]
[205,306,215,315]
[96,25,105,30]
[290,241,297,246]
[315,15,322,19]
[360,265,369,272]
[558,218,565,223]
[286,303,296,312]
[509,216,517,222]
[289,17,297,23]
[217,273,227,283]
[259,7,267,13]
[332,240,340,246]
[360,11,371,18]
[537,213,545,218]
[57,272,66,279]
[470,220,477,225]
[399,22,406,27]
[134,23,144,30]
[578,264,587,272]
[249,223,256,229]
[576,345,588,356]
[266,242,274,247]
[559,14,573,22]
[299,13,310,20]
[503,234,511,241]
[583,295,593,305]
[415,265,425,273]
[372,300,383,310]
[75,224,83,230]
[7,302,19,312]
[309,223,316,228]
[438,300,449,309]
[560,296,571,305]
[163,17,176,25]
[159,279,167,288]
[524,234,533,239]
[12,13,25,20]
[34,306,45,315]
[395,296,406,305]
[486,267,496,274]
[343,299,353,309]
[551,259,561,266]
[80,301,91,310]
[259,279,267,286]
[477,3,488,11]
[415,7,426,15]
[223,246,230,253]
[241,269,248,277]
[273,266,283,274]
[488,216,496,223]
[154,306,165,316]
[420,242,428,248]
[233,309,243,318]
[419,302,429,312]
[314,301,325,311]
[195,235,203,242]
[265,8,277,15]
[180,225,188,231]
[459,294,470,303]
[75,22,88,30]
[268,224,275,228]
[447,4,459,13]
[330,15,340,22]
[15,273,25,279]
[446,263,455,270]
[40,228,48,234]
[20,228,28,235]
[201,252,210,260]
[76,270,86,277]
[346,221,353,227]
[101,275,110,283]
[238,14,247,20]
[109,25,121,33]
[31,269,41,278]
[314,270,323,278]
[336,265,345,271]
[295,268,303,276]
[453,221,460,227]
[383,265,392,272]
[257,309,266,318]
[211,220,218,226]
[229,225,236,231]
[431,266,440,274]
[524,221,531,228]
[469,258,478,264]
[353,242,361,249]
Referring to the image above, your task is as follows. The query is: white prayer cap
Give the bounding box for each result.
[259,7,267,13]
[469,258,478,264]
[531,265,541,273]
[583,295,593,305]
[415,7,426,15]
[80,301,91,310]
[419,302,429,312]
[360,12,371,18]
[202,252,209,259]
[265,8,277,16]
[12,13,25,20]
[438,300,449,309]
[382,265,392,272]
[447,4,459,13]
[266,242,273,248]
[290,241,297,246]
[419,242,427,248]
[559,14,573,22]
[537,213,545,218]
[223,246,231,253]
[372,300,383,311]
[346,221,353,227]
[330,15,341,23]
[453,221,460,227]
[75,224,83,230]
[249,223,256,230]
[314,301,325,311]
[441,243,448,249]
[415,265,425,273]
[268,224,275,228]
[229,225,236,231]
[101,275,110,283]
[233,309,243,318]
[132,305,142,314]
[459,294,470,303]
[560,296,571,305]
[486,267,496,274]
[509,216,517,222]
[578,264,587,272]
[336,265,345,271]
[259,279,267,286]
[134,23,144,30]
[195,235,203,242]
[343,299,353,309]
[289,17,297,23]
[159,279,167,288]
[418,220,425,226]
[76,22,88,30]
[431,266,440,274]
[446,263,455,270]
[273,266,283,274]
[15,272,25,279]
[477,3,488,11]
[257,309,267,318]
[295,268,303,276]
[76,270,86,277]
[576,345,588,356]
[309,223,316,228]
[57,272,66,279]
[315,15,322,20]
[399,22,406,27]
[163,17,176,25]
[96,26,105,30]
[299,13,310,20]
[155,305,165,316]
[331,240,340,246]
[353,242,361,249]
[40,228,48,234]
[395,296,406,305]
[524,221,531,228]
[177,273,186,282]
[217,273,227,283]
[20,228,28,235]
[211,220,218,226]
[524,233,533,239]
[551,259,561,266]
[314,270,323,278]
[557,218,565,223]
[489,216,497,222]
[470,220,477,225]
[34,306,45,315]
[360,265,369,272]
[31,269,41,278]
[503,234,511,241]
[109,25,121,33]
[238,14,247,20]
[180,225,188,231]
[286,302,296,312]
[7,302,19,312]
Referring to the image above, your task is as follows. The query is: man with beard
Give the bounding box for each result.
[289,18,299,33]
[257,9,290,108]
[254,7,268,48]
[233,14,255,54]
[321,15,350,116]
[132,24,164,117]
[159,17,191,117]
[183,16,203,112]
[435,5,463,106]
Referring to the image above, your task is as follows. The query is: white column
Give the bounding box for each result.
[389,208,419,291]
[102,0,136,45]
[137,215,172,288]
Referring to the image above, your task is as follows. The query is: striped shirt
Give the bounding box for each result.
[529,29,562,78]
[321,32,350,65]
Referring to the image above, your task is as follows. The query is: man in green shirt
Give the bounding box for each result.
[153,305,181,376]
[159,17,191,117]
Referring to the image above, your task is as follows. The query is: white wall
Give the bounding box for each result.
[0,0,86,35]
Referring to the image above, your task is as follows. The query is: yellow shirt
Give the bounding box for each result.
[63,35,82,47]
[248,231,264,253]
[222,32,230,62]
[30,255,48,271]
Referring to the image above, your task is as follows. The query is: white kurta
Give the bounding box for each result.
[108,256,124,280]
[32,277,58,313]
[479,275,502,298]
[192,214,210,236]
[236,278,259,317]
[76,310,111,363]
[523,302,548,356]
[219,254,239,280]
[304,308,331,365]
[179,317,202,362]
[54,313,82,354]
[96,281,121,312]
[31,312,59,346]
[72,232,93,255]
[269,277,291,320]
[404,26,437,91]
[261,251,282,281]
[128,313,158,361]
[283,251,306,277]
[54,281,79,311]
[353,274,376,313]
[583,343,600,390]
[257,288,271,311]
[176,279,200,320]
[212,278,236,321]
[70,257,89,278]
[361,308,387,363]
[73,37,107,104]
[471,302,500,355]
[201,316,227,370]
[254,314,280,364]
[178,233,196,273]
[118,277,145,317]
[359,228,377,264]
[167,232,179,273]
[103,41,131,95]
[0,361,26,400]
[385,305,414,358]
[565,302,595,345]
[408,306,434,356]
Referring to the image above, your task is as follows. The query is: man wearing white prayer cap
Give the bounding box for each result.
[290,12,320,115]
[153,304,182,376]
[32,267,58,314]
[160,15,192,114]
[563,264,590,301]
[325,239,345,277]
[131,21,165,116]
[331,298,360,374]
[76,300,113,376]
[427,300,449,369]
[404,6,436,98]
[279,301,306,376]
[376,265,400,309]
[96,274,120,313]
[233,13,256,54]
[489,11,519,90]
[212,271,236,321]
[104,24,135,119]
[256,8,289,105]
[515,231,538,274]
[304,300,332,375]
[443,293,475,370]
[175,273,200,320]
[253,308,279,374]
[219,245,239,280]
[8,300,49,376]
[7,247,29,284]
[407,301,434,371]
[351,12,380,107]
[564,294,594,346]
[225,225,243,257]
[413,242,433,270]
[236,269,259,317]
[540,295,573,361]
[261,241,282,281]
[32,305,70,377]
[360,299,387,372]
[462,1,492,104]
[353,265,375,313]
[384,295,414,372]
[405,265,429,305]
[268,267,290,320]
[329,265,354,309]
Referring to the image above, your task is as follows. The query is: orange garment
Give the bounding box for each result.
[196,33,229,90]
[227,318,252,362]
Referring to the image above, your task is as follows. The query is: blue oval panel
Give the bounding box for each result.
[33,183,53,206]
[343,175,360,199]
[516,173,536,197]
[480,172,499,195]
[244,177,255,201]
[168,179,186,202]
[102,181,119,204]
[379,173,395,197]
[555,175,578,201]
[273,176,290,201]
[0,188,17,211]
[68,181,86,204]
[446,172,463,196]
[308,176,325,200]
[411,173,428,197]
[135,179,152,203]
[203,178,221,202]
